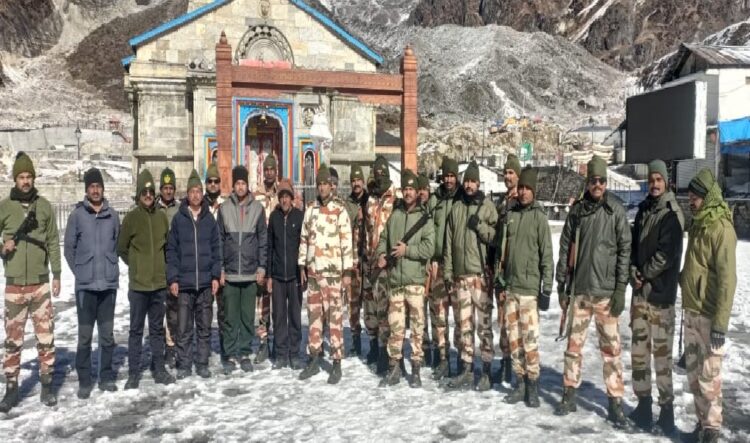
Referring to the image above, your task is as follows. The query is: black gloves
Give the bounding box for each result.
[557,282,567,309]
[538,291,551,311]
[467,214,480,231]
[608,284,626,317]
[710,329,725,351]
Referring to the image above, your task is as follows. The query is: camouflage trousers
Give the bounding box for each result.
[563,295,624,397]
[307,275,344,360]
[346,271,363,336]
[363,269,389,346]
[630,296,675,403]
[495,291,511,357]
[256,285,271,343]
[3,284,55,382]
[505,293,540,380]
[428,266,461,359]
[684,310,724,430]
[457,275,493,364]
[387,285,425,363]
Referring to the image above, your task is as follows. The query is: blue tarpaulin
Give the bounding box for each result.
[719,117,750,154]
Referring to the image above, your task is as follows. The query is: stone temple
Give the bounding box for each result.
[122,0,417,195]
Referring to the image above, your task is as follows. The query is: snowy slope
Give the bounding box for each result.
[0,233,749,442]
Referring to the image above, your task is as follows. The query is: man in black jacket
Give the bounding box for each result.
[267,179,304,370]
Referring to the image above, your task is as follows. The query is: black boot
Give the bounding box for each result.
[628,396,653,432]
[240,357,254,373]
[78,382,93,399]
[431,347,440,369]
[379,361,401,387]
[98,380,118,392]
[0,381,19,413]
[255,342,269,364]
[554,387,577,415]
[165,346,176,369]
[679,423,701,443]
[153,369,176,385]
[445,362,473,390]
[502,357,513,384]
[476,362,492,391]
[399,358,407,378]
[452,358,464,378]
[351,335,362,357]
[299,355,321,380]
[653,401,676,436]
[366,338,378,365]
[124,374,140,390]
[409,361,422,388]
[525,378,540,408]
[40,375,57,407]
[607,397,633,430]
[376,347,388,376]
[327,360,342,384]
[432,358,449,381]
[504,378,526,404]
[699,428,720,443]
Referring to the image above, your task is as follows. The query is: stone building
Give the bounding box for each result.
[122,0,417,193]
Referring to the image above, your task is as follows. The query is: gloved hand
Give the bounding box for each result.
[710,329,725,351]
[609,285,626,317]
[494,274,506,292]
[467,214,480,231]
[444,280,454,294]
[557,282,567,309]
[538,291,551,311]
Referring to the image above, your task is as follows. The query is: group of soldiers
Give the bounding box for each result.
[0,150,737,443]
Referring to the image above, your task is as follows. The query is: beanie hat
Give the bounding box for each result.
[160,167,176,189]
[688,168,714,198]
[441,157,459,176]
[206,163,220,181]
[187,169,203,191]
[518,166,538,194]
[263,155,277,170]
[84,167,104,190]
[373,155,390,178]
[136,169,156,196]
[232,165,249,185]
[12,152,35,180]
[277,178,294,198]
[587,155,608,180]
[317,163,331,185]
[350,165,364,182]
[504,154,521,176]
[401,169,418,189]
[463,160,480,183]
[417,173,430,190]
[648,159,669,182]
[329,167,339,185]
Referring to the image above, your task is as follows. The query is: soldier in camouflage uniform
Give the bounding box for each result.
[0,153,61,412]
[252,155,279,363]
[157,167,180,368]
[425,157,463,380]
[343,165,369,357]
[376,170,435,387]
[363,155,402,374]
[628,160,685,434]
[493,154,521,384]
[554,156,632,430]
[297,164,353,384]
[678,169,736,443]
[444,161,498,391]
[495,167,553,407]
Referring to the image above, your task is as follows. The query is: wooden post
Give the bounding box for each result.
[216,31,233,195]
[401,46,418,172]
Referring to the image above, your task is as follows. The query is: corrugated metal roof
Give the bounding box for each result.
[682,43,750,67]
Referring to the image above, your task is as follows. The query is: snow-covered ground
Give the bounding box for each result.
[1,233,749,442]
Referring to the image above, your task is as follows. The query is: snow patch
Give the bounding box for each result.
[573,0,618,43]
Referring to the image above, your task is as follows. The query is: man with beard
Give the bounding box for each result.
[628,160,684,434]
[443,160,498,391]
[363,155,402,374]
[344,165,368,357]
[0,153,61,411]
[554,156,631,430]
[297,164,353,384]
[426,157,463,380]
[678,169,736,443]
[158,167,180,368]
[252,155,279,363]
[64,168,120,399]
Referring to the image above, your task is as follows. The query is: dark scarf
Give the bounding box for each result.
[10,186,38,203]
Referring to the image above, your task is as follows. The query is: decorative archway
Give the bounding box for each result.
[234,25,294,67]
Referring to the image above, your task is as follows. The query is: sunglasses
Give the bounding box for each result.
[588,177,607,185]
[140,189,155,196]
[207,179,221,184]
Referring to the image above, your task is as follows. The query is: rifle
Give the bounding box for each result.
[676,308,686,369]
[495,217,509,328]
[556,224,580,342]
[383,209,431,270]
[1,209,44,259]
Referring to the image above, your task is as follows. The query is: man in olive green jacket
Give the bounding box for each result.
[678,168,737,443]
[376,169,435,388]
[0,153,61,412]
[117,169,175,389]
[444,160,498,391]
[554,156,632,430]
[628,159,684,434]
[495,167,553,407]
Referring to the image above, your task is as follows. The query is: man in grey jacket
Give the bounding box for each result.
[64,168,120,399]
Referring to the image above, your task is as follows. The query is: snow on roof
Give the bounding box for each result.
[458,162,507,194]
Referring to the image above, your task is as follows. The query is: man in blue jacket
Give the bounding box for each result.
[166,170,221,379]
[64,168,120,399]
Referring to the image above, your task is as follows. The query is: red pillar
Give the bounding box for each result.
[216,31,233,195]
[401,46,418,173]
